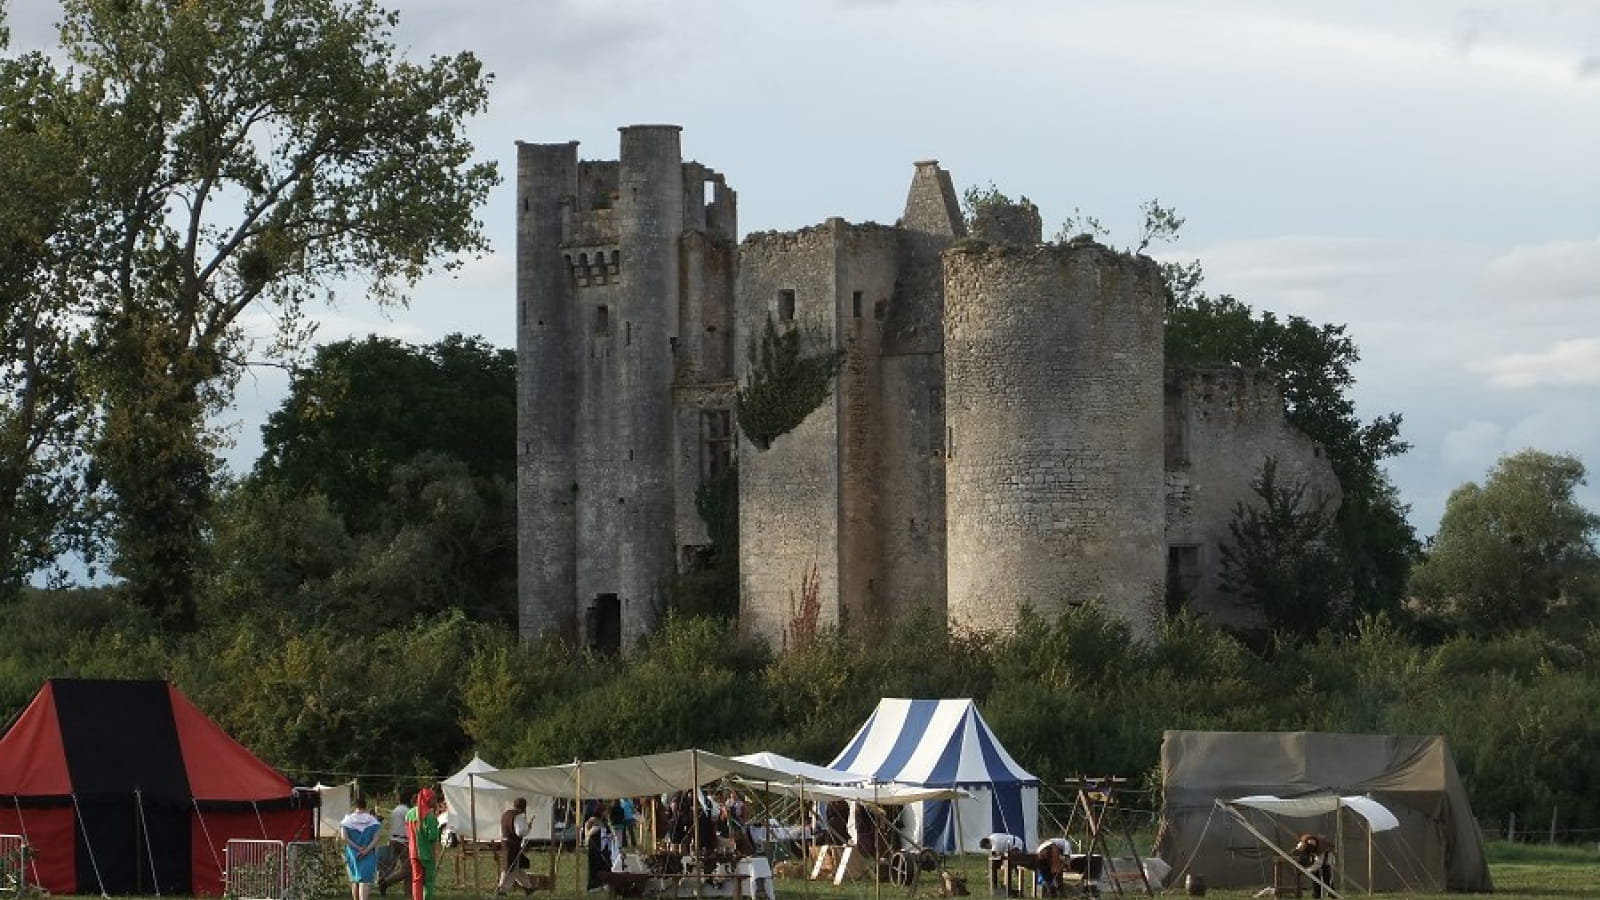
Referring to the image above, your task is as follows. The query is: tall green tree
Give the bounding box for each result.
[214,335,520,629]
[1410,450,1600,636]
[25,0,498,629]
[1165,285,1415,617]
[255,334,516,532]
[1218,457,1351,642]
[0,27,101,595]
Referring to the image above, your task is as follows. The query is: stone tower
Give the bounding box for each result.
[942,241,1168,636]
[515,126,737,650]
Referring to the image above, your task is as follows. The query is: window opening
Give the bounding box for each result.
[701,409,734,481]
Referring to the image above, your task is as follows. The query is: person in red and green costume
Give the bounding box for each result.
[406,787,443,900]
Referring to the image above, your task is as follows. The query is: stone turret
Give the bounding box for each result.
[942,241,1167,637]
[515,140,580,642]
[516,127,737,652]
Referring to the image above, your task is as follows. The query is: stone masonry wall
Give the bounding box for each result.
[943,241,1167,637]
[1164,368,1342,627]
[515,140,580,642]
[832,224,901,626]
[736,225,846,647]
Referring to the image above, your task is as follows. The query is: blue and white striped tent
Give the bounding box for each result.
[829,698,1039,852]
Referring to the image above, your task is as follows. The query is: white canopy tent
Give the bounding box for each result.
[731,751,869,785]
[1221,794,1404,898]
[440,755,558,844]
[1231,795,1401,833]
[490,749,795,800]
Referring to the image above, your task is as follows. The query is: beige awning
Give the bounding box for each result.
[488,749,793,800]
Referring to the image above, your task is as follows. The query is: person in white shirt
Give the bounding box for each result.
[376,791,413,896]
[979,832,1024,855]
[497,798,538,895]
[978,832,1025,891]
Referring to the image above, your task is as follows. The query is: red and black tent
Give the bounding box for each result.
[0,679,316,896]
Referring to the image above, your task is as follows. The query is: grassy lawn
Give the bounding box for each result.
[25,838,1595,900]
[410,839,1598,900]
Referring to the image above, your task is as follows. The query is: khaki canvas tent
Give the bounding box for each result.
[1156,731,1493,893]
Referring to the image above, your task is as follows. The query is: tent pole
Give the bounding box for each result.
[953,790,965,884]
[800,778,811,900]
[874,784,881,900]
[1335,796,1343,896]
[1218,802,1339,900]
[468,772,479,893]
[1366,818,1372,896]
[574,763,583,899]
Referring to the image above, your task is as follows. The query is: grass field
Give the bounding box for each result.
[411,839,1598,900]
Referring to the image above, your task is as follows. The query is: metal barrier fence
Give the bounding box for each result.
[284,841,330,900]
[226,839,286,900]
[0,834,31,897]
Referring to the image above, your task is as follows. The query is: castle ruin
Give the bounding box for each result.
[515,126,1339,650]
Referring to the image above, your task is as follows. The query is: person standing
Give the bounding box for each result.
[342,796,384,900]
[377,791,413,896]
[406,787,443,900]
[583,815,611,892]
[497,798,538,896]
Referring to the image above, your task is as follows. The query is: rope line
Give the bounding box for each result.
[70,793,109,899]
[12,795,41,888]
[192,799,224,883]
[133,789,162,896]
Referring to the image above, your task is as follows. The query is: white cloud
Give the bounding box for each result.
[1475,337,1600,388]
[1503,397,1600,456]
[1482,236,1600,305]
[1440,420,1506,474]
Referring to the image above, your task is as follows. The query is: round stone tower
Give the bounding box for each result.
[613,124,684,647]
[942,241,1167,637]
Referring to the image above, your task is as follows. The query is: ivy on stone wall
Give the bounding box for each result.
[735,316,843,450]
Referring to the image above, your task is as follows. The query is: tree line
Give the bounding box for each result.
[5,594,1600,836]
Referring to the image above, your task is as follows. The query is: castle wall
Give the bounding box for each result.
[671,228,738,554]
[1164,368,1342,626]
[573,271,624,627]
[943,242,1167,637]
[515,141,581,642]
[864,162,965,623]
[735,224,846,647]
[832,225,900,627]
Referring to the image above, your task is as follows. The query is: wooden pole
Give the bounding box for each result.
[874,784,881,900]
[1549,807,1558,845]
[1366,818,1373,896]
[574,763,583,899]
[1335,796,1343,895]
[1219,802,1340,900]
[800,778,811,900]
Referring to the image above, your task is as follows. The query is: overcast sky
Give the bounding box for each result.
[9,0,1599,534]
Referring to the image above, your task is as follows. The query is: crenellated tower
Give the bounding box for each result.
[515,126,737,650]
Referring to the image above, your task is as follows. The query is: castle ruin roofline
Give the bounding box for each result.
[515,139,580,149]
[741,217,900,248]
[619,123,684,132]
[914,159,941,168]
[944,237,1160,270]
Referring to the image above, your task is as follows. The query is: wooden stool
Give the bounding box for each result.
[1272,860,1303,898]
